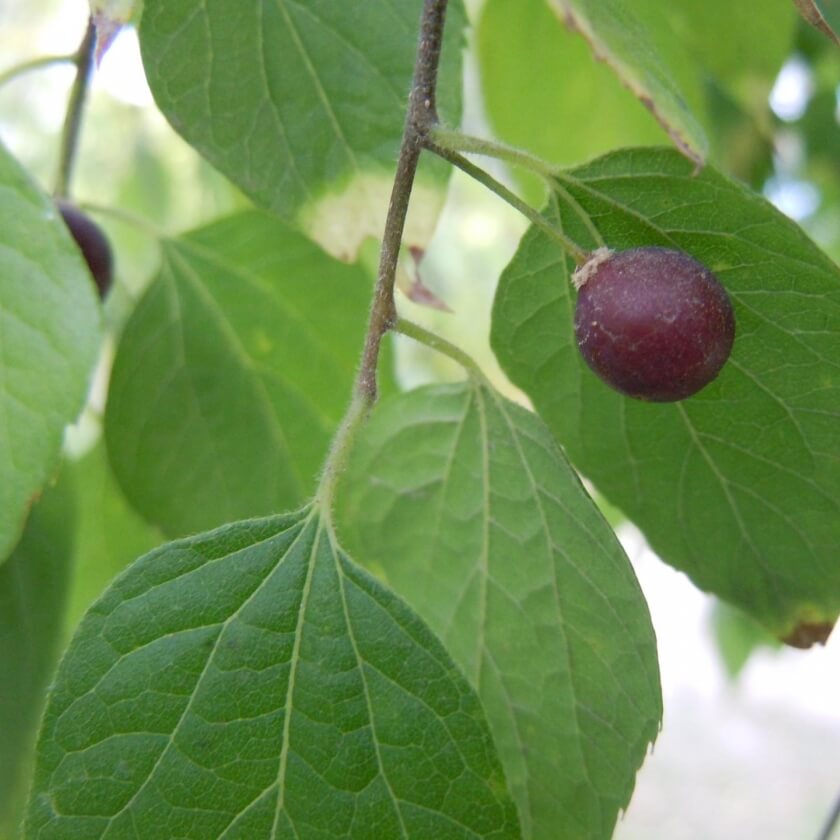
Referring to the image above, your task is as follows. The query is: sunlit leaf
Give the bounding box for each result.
[139,0,467,259]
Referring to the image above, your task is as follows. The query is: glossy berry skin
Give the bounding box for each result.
[573,247,735,402]
[56,200,114,298]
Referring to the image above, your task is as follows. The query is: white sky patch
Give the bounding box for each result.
[460,210,502,247]
[96,26,154,108]
[764,176,821,221]
[769,55,814,122]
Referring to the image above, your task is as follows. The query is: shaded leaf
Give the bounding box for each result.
[64,443,161,636]
[26,506,520,838]
[0,142,101,563]
[711,601,780,680]
[0,477,75,836]
[138,0,467,259]
[106,210,393,538]
[545,0,708,166]
[491,146,840,637]
[338,382,661,840]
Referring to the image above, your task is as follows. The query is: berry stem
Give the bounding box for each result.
[430,127,560,179]
[394,317,491,385]
[0,54,76,89]
[54,17,97,199]
[427,140,589,265]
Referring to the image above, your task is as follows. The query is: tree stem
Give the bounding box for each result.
[354,0,450,405]
[54,17,97,199]
[427,141,589,265]
[316,0,450,510]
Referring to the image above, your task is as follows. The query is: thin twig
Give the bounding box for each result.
[54,17,97,198]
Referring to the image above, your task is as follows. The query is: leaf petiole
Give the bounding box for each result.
[427,140,589,265]
[394,317,492,385]
[430,126,560,179]
[0,54,76,89]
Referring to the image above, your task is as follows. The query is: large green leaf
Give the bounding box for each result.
[338,382,661,840]
[64,443,161,636]
[491,147,840,638]
[0,477,75,837]
[0,143,101,563]
[544,0,707,166]
[138,0,467,259]
[26,506,520,838]
[106,210,392,538]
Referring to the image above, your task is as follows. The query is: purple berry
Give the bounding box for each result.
[56,200,114,299]
[573,247,735,402]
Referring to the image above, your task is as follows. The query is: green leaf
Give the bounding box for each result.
[138,0,467,259]
[476,0,668,196]
[544,0,708,166]
[338,382,661,840]
[64,443,161,636]
[106,210,392,538]
[0,476,75,836]
[711,601,780,680]
[26,506,520,839]
[491,147,840,638]
[0,142,101,563]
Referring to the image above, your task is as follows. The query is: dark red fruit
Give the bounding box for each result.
[573,247,735,402]
[56,200,114,298]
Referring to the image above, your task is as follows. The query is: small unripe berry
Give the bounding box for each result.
[573,247,735,402]
[56,200,114,299]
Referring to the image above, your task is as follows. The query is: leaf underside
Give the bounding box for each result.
[105,210,392,538]
[339,382,661,840]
